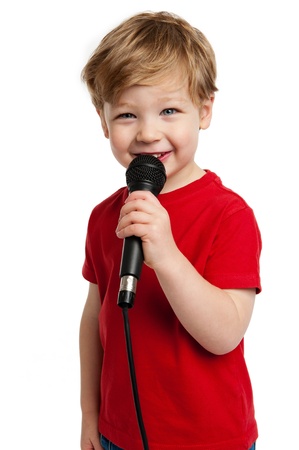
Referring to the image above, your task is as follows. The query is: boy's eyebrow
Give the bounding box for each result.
[158,95,186,102]
[113,101,135,108]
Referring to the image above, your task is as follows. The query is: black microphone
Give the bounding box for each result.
[117,154,167,308]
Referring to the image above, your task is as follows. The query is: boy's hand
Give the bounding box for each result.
[81,432,103,450]
[81,415,103,450]
[116,190,177,270]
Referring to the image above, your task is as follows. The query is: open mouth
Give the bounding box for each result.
[139,151,170,160]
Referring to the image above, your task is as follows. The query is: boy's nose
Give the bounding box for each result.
[136,121,162,143]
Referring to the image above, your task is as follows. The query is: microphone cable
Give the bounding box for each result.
[122,306,149,450]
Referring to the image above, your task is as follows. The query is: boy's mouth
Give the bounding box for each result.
[138,151,170,160]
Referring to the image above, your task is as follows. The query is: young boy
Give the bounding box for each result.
[79,11,261,450]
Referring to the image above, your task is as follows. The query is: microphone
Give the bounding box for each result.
[117,154,167,308]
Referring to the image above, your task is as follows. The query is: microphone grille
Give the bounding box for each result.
[126,155,166,195]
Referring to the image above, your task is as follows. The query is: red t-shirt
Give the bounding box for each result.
[82,171,262,450]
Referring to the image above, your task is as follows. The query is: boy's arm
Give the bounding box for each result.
[116,190,257,356]
[155,252,256,355]
[80,282,103,450]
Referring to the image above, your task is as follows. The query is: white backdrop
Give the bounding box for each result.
[1,1,298,448]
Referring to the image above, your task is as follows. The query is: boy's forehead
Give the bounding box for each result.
[118,72,189,98]
[116,79,190,103]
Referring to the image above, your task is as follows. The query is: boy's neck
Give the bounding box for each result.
[161,164,206,193]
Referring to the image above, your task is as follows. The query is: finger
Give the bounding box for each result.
[120,197,159,219]
[116,222,149,239]
[116,210,149,233]
[125,190,160,204]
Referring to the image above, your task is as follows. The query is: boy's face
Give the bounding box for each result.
[99,77,214,191]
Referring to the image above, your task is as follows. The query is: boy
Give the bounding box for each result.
[79,11,261,450]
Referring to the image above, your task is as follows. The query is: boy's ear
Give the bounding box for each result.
[96,109,109,138]
[199,95,215,130]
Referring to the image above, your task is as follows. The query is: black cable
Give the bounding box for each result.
[122,306,149,450]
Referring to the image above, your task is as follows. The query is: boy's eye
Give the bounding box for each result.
[161,108,176,116]
[118,112,135,119]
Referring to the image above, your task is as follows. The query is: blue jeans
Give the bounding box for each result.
[101,435,256,449]
[100,435,123,450]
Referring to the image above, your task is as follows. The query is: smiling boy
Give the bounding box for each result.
[79,11,261,450]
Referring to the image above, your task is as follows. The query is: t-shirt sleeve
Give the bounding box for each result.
[82,214,98,284]
[203,206,262,293]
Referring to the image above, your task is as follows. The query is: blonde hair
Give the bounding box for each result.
[82,11,218,110]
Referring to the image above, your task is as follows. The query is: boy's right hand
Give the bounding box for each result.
[81,415,103,450]
[81,432,103,450]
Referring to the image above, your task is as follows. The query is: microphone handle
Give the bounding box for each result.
[120,235,144,279]
[118,236,144,308]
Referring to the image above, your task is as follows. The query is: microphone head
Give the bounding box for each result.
[126,154,166,196]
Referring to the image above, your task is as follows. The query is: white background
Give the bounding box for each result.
[1,1,298,448]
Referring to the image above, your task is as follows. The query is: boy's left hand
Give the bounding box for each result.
[116,190,177,270]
